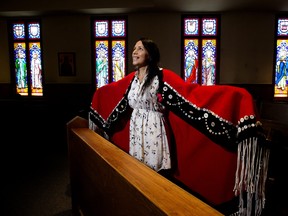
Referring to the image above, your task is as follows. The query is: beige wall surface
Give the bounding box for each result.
[220,12,275,84]
[0,19,10,83]
[0,11,276,84]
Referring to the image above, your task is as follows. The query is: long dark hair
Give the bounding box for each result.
[138,37,161,91]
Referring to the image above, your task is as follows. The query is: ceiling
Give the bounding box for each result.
[1,0,288,17]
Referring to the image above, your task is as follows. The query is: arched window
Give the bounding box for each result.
[9,19,44,96]
[182,15,220,85]
[92,16,128,89]
[274,16,288,100]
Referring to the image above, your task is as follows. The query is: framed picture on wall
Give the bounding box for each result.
[58,52,76,76]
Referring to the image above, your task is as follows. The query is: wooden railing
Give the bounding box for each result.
[67,116,223,216]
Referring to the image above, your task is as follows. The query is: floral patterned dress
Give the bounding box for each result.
[127,72,171,171]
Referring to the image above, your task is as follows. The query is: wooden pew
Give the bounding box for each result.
[259,101,288,199]
[67,116,224,216]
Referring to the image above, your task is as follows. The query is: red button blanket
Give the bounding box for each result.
[89,69,270,215]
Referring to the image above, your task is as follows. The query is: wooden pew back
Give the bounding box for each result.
[67,116,223,216]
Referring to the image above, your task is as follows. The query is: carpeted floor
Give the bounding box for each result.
[1,101,73,216]
[3,145,288,216]
[3,147,72,216]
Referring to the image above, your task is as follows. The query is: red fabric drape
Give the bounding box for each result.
[90,69,258,205]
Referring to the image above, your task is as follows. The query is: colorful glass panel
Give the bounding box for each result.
[95,21,109,37]
[95,40,109,88]
[274,39,288,97]
[202,18,217,36]
[29,42,43,96]
[201,39,216,85]
[93,17,127,88]
[277,19,288,36]
[184,18,199,36]
[14,42,28,95]
[182,16,218,86]
[112,40,125,82]
[184,39,199,83]
[28,23,41,39]
[112,20,126,37]
[11,20,43,97]
[13,24,25,40]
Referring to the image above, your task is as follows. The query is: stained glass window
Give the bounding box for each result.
[184,19,199,36]
[112,40,126,82]
[95,21,109,37]
[93,17,127,89]
[274,16,288,99]
[13,24,25,39]
[95,40,109,87]
[28,23,41,39]
[182,15,220,85]
[202,39,217,85]
[10,20,43,96]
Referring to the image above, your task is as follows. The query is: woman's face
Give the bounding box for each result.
[132,40,149,68]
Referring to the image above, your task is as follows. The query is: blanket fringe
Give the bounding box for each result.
[89,120,109,140]
[233,136,270,216]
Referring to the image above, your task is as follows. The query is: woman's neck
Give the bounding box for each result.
[137,66,148,83]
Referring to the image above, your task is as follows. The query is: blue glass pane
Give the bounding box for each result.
[202,18,217,36]
[28,23,41,39]
[201,39,216,85]
[13,24,25,40]
[184,39,199,83]
[95,21,109,37]
[95,40,109,88]
[29,42,43,96]
[277,19,288,36]
[112,40,125,82]
[14,42,28,95]
[112,20,126,37]
[274,39,288,97]
[184,18,199,36]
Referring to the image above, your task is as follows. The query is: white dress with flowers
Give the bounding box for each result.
[127,73,171,171]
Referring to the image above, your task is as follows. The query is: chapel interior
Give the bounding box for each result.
[1,0,288,215]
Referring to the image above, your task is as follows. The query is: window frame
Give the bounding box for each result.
[181,14,221,85]
[91,15,128,89]
[273,15,288,101]
[8,18,44,97]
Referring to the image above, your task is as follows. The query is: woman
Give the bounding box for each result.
[127,38,171,171]
[89,37,269,215]
[90,38,171,172]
